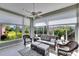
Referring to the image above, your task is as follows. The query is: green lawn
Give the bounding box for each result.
[0,39,16,44]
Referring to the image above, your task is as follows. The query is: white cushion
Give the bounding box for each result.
[59,47,70,51]
[51,39,56,42]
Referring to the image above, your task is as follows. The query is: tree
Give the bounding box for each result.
[54,28,65,38]
[54,26,74,39]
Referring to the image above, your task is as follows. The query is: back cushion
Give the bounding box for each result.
[41,35,46,40]
[68,41,78,51]
[41,35,57,41]
[41,35,50,41]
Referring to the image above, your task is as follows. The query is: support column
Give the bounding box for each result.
[16,25,18,39]
[30,18,34,42]
[52,27,54,36]
[75,4,79,44]
[65,29,68,41]
[75,19,79,43]
[77,4,79,44]
[47,25,49,35]
[46,20,49,35]
[75,25,79,43]
[22,17,25,40]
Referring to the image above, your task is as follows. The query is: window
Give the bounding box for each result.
[16,25,22,39]
[0,24,17,42]
[49,24,75,41]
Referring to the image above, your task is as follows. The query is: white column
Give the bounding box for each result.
[52,27,54,36]
[78,4,79,44]
[47,25,49,35]
[16,25,18,39]
[65,29,68,41]
[30,18,34,42]
[22,17,25,40]
[75,4,79,44]
[46,20,49,35]
[75,25,78,42]
[75,23,79,44]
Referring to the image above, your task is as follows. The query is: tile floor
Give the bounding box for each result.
[0,41,78,56]
[0,42,56,56]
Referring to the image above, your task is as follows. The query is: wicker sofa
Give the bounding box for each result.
[31,35,58,55]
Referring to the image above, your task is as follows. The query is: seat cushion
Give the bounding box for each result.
[59,47,70,51]
[38,43,49,50]
[37,40,55,46]
[31,42,40,46]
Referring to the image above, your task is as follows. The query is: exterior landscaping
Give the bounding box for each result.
[0,25,30,43]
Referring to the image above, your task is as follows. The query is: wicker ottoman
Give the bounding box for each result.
[31,42,49,56]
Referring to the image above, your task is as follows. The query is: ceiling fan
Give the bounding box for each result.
[23,3,42,19]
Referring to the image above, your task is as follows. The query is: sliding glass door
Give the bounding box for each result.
[49,24,76,41]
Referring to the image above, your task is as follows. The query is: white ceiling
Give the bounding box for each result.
[0,3,76,26]
[0,3,76,16]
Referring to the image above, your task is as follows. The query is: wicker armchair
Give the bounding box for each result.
[58,41,78,56]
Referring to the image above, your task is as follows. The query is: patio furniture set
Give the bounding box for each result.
[31,35,78,56]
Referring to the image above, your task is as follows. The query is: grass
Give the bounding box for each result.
[0,39,17,44]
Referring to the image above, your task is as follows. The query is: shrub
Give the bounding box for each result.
[54,28,65,38]
[17,32,22,38]
[7,31,16,40]
[1,35,7,41]
[26,33,30,38]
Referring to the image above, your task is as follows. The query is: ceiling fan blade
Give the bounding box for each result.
[34,11,42,15]
[37,11,42,14]
[23,8,32,13]
[34,14,42,19]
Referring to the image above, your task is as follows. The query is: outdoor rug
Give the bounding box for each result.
[18,47,42,56]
